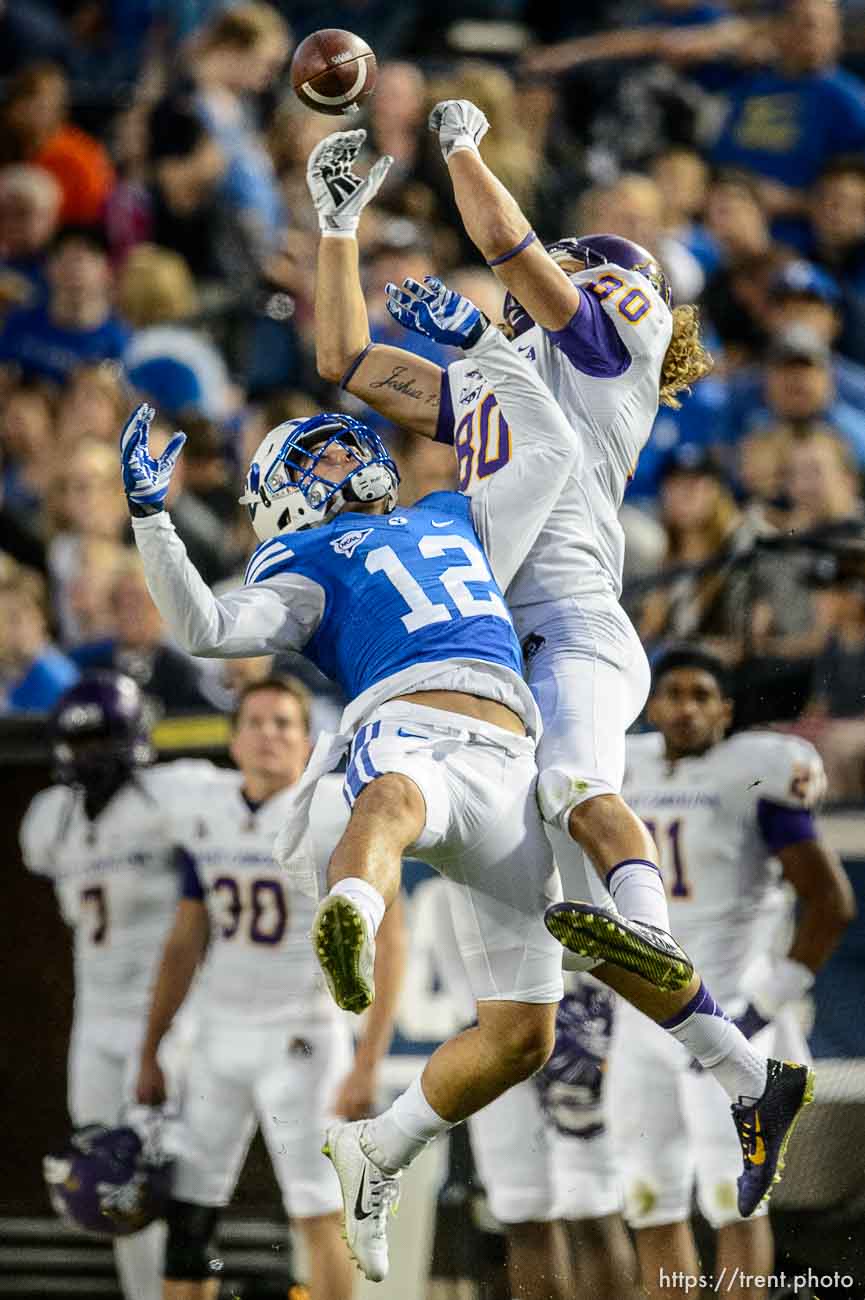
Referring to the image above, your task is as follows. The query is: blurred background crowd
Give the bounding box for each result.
[0,0,863,798]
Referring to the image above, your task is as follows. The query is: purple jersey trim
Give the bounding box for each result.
[434,367,455,444]
[547,292,631,378]
[178,846,205,901]
[757,800,817,854]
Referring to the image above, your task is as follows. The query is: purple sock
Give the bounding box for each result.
[661,980,768,1102]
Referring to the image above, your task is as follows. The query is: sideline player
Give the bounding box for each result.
[306,126,814,1228]
[426,874,639,1300]
[307,114,711,991]
[119,281,803,1282]
[20,672,215,1300]
[135,675,406,1300]
[611,646,854,1300]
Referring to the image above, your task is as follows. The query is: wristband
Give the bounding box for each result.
[321,228,358,239]
[444,135,482,160]
[487,231,537,267]
[339,342,377,390]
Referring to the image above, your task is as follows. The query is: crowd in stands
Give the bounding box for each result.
[0,0,862,795]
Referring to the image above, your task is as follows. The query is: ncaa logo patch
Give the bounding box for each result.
[331,528,373,558]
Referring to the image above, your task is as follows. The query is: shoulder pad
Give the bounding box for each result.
[20,785,71,874]
[725,731,826,810]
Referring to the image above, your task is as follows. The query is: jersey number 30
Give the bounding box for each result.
[366,534,508,633]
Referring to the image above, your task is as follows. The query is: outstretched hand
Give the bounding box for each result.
[385,275,490,349]
[306,129,393,235]
[120,403,186,515]
[428,99,490,161]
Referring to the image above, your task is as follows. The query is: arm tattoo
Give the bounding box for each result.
[368,365,440,406]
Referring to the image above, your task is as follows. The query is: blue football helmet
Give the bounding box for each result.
[43,1120,172,1236]
[239,413,400,541]
[503,232,672,337]
[51,672,154,793]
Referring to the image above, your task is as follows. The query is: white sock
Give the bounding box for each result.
[114,1220,164,1300]
[662,981,769,1102]
[606,857,671,931]
[329,876,386,937]
[362,1073,453,1173]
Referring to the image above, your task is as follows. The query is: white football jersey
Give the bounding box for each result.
[623,730,825,1002]
[176,771,348,1027]
[20,760,217,1018]
[445,263,672,617]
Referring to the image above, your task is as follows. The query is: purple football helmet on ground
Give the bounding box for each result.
[534,981,615,1139]
[43,1123,172,1236]
[51,671,154,791]
[503,232,672,337]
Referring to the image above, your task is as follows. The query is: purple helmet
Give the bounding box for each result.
[43,1123,172,1236]
[51,671,153,791]
[534,982,615,1139]
[503,232,672,337]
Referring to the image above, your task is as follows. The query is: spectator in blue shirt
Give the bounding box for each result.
[726,261,865,429]
[805,157,865,363]
[190,4,291,257]
[627,371,729,503]
[723,326,865,466]
[0,225,129,386]
[0,164,61,311]
[0,564,78,713]
[712,0,865,248]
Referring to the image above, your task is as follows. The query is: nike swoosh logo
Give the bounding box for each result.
[430,520,454,527]
[751,1115,766,1166]
[354,1166,372,1221]
[397,728,428,739]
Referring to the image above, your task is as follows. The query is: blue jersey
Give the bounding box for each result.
[244,491,521,700]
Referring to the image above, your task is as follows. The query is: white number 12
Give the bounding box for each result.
[364,534,508,633]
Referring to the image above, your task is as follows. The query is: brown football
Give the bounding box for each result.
[291,28,377,116]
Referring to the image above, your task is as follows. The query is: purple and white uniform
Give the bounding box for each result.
[424,874,621,1225]
[19,761,215,1126]
[608,730,823,1231]
[169,772,353,1218]
[436,264,672,831]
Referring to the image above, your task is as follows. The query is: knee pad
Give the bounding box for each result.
[164,1200,220,1280]
[537,766,618,831]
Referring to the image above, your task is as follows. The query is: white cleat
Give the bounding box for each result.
[312,894,376,1013]
[323,1119,401,1282]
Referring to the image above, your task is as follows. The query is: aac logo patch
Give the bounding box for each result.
[331,528,372,558]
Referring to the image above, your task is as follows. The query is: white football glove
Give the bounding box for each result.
[306,129,393,235]
[428,99,490,161]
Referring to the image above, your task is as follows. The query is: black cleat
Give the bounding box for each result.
[544,901,694,992]
[733,1058,815,1217]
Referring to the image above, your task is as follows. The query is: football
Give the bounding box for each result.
[291,28,377,116]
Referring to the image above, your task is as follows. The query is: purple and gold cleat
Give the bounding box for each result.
[545,901,694,992]
[733,1058,816,1217]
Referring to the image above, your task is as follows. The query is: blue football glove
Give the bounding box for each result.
[385,275,490,349]
[120,403,186,516]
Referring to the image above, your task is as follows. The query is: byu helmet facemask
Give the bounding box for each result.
[239,413,400,541]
